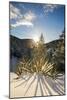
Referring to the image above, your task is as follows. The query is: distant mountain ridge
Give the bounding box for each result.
[10,35,35,58]
[46,39,64,49]
[10,35,63,58]
[10,35,35,48]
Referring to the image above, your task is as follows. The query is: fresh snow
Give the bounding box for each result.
[10,72,65,98]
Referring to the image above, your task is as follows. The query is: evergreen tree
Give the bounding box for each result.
[39,33,44,44]
[29,33,47,73]
[52,29,65,73]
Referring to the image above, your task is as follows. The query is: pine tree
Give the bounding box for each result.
[51,29,65,74]
[39,33,44,44]
[30,33,47,73]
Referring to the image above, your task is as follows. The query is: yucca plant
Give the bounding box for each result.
[15,33,61,79]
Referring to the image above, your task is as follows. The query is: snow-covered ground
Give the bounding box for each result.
[10,72,65,98]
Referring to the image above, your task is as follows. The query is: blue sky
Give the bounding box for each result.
[10,2,65,43]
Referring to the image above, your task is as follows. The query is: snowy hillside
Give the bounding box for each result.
[10,72,65,98]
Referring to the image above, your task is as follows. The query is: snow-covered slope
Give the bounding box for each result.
[10,72,65,98]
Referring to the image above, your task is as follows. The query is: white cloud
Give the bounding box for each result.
[10,4,36,28]
[24,11,36,22]
[11,20,33,28]
[43,4,58,15]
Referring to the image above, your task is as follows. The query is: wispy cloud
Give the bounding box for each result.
[10,4,36,28]
[10,4,21,19]
[43,4,58,15]
[23,11,36,22]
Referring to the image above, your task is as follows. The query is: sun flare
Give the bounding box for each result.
[33,35,39,43]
